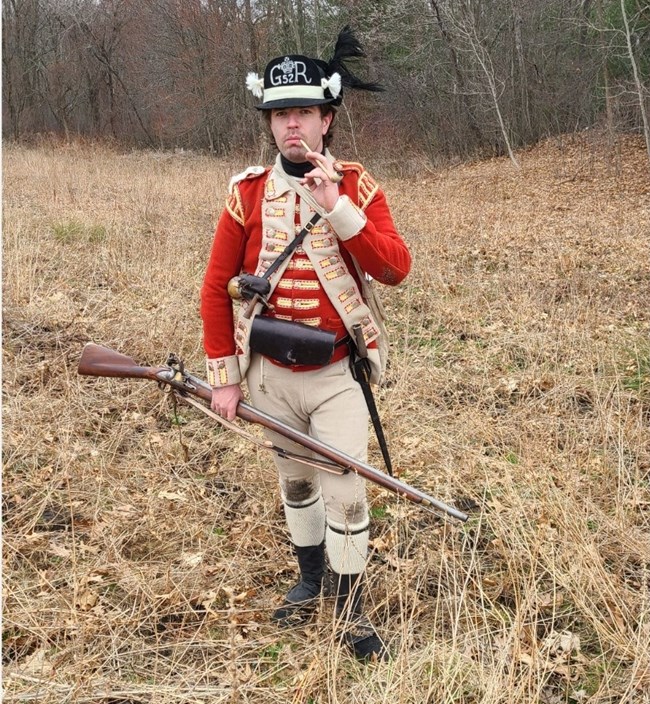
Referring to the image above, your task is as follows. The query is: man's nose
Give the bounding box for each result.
[287,110,300,127]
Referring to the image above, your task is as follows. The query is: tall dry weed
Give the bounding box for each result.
[2,134,649,703]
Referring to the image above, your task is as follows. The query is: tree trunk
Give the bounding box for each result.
[620,0,650,166]
[429,0,485,146]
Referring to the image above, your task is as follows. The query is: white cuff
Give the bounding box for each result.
[325,195,367,241]
[206,356,242,387]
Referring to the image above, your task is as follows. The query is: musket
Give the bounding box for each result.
[77,343,469,522]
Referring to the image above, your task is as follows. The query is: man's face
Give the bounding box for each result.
[270,105,333,162]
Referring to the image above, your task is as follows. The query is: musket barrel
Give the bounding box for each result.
[78,346,469,523]
[235,400,468,522]
[180,371,467,521]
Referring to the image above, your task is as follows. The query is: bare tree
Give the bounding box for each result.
[433,0,520,166]
[2,0,52,137]
[619,0,650,164]
[1,0,645,159]
[430,0,486,147]
[511,0,532,139]
[73,0,154,144]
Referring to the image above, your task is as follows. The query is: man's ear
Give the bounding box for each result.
[321,110,334,134]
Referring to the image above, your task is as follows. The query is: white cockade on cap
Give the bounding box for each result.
[321,73,342,99]
[246,72,264,98]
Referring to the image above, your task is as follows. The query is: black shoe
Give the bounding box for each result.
[272,543,325,627]
[271,579,322,627]
[333,572,389,662]
[340,615,388,662]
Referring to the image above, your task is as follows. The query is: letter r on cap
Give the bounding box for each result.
[294,61,312,84]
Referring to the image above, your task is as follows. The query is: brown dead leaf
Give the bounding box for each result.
[158,490,187,501]
[76,588,98,611]
[369,536,391,552]
[181,551,204,567]
[48,543,71,559]
[10,648,54,679]
[518,652,535,666]
[384,553,415,570]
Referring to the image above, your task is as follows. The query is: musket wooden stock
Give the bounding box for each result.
[78,343,469,522]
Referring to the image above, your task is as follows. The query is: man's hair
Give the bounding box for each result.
[264,105,337,150]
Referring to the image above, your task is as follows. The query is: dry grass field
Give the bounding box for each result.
[2,134,649,704]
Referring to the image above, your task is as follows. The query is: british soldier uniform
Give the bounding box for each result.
[200,27,411,661]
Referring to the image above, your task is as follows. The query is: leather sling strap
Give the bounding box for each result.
[260,211,321,283]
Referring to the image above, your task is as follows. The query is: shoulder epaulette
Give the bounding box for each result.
[226,166,266,226]
[334,160,379,211]
[228,165,266,194]
[335,160,363,175]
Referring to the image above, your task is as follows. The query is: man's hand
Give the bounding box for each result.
[210,383,243,421]
[301,147,341,212]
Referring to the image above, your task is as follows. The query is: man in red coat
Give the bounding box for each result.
[201,28,410,661]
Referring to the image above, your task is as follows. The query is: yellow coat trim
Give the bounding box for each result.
[225,166,266,226]
[336,161,379,211]
[226,189,245,226]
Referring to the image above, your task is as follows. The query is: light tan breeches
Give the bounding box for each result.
[247,353,370,573]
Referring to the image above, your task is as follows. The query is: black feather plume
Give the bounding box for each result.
[326,25,384,95]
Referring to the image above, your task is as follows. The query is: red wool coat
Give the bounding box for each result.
[200,161,411,363]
